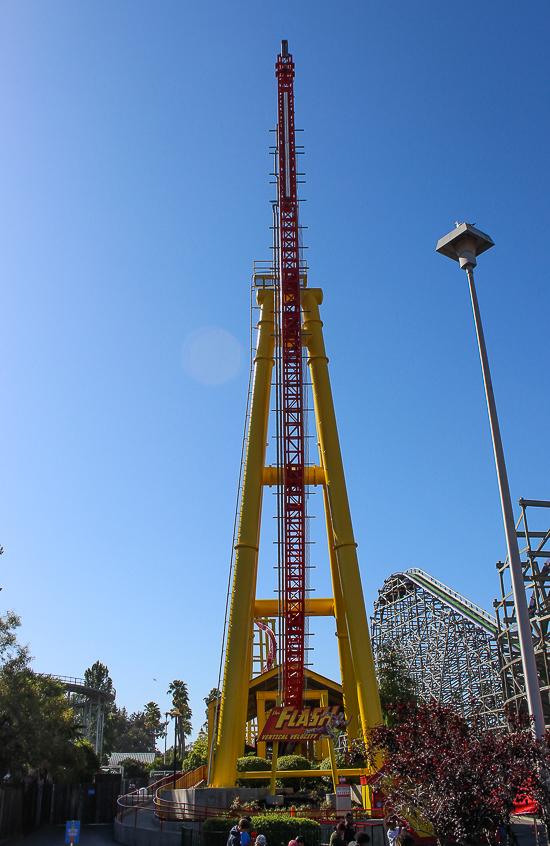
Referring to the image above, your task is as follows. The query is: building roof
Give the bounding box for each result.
[108,752,156,766]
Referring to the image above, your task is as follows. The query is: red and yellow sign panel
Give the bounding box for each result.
[258,705,340,741]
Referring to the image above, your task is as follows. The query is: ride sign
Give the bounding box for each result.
[258,705,348,741]
[65,821,80,843]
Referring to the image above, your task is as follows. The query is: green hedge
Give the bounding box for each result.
[236,755,271,788]
[251,813,321,846]
[202,814,322,846]
[277,755,330,791]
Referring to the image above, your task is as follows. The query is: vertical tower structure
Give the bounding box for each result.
[277,42,306,709]
[209,42,382,789]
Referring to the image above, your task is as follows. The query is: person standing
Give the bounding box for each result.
[384,815,402,846]
[343,813,356,844]
[228,819,251,846]
[330,823,347,846]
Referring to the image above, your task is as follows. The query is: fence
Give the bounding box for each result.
[0,780,122,841]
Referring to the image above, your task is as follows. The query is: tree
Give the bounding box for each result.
[105,706,156,753]
[144,701,164,751]
[204,687,221,715]
[364,700,536,846]
[167,680,192,756]
[82,661,115,760]
[0,667,83,781]
[119,757,150,779]
[182,730,209,771]
[375,642,418,726]
[202,687,221,730]
[0,613,104,782]
[84,661,113,695]
[50,739,100,784]
[0,610,30,671]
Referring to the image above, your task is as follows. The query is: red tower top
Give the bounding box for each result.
[276,41,306,709]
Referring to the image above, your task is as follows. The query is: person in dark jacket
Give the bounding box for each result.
[343,813,356,844]
[330,823,347,846]
[228,819,251,846]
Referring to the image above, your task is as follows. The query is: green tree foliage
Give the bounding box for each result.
[83,661,115,760]
[204,687,221,715]
[0,665,83,781]
[0,611,100,783]
[104,706,156,754]
[182,729,209,771]
[120,757,150,779]
[144,701,164,750]
[84,661,114,695]
[51,739,101,784]
[0,610,30,671]
[168,679,192,755]
[375,641,418,726]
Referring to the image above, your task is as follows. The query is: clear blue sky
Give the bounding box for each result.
[1,1,549,738]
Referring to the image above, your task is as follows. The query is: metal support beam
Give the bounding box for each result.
[209,289,275,787]
[302,287,383,735]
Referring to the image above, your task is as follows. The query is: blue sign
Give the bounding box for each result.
[65,821,80,843]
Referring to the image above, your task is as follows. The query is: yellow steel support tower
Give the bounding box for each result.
[209,281,382,788]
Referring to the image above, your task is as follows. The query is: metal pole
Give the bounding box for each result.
[164,713,168,766]
[466,266,545,736]
[173,715,178,788]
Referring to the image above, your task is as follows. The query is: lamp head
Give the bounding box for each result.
[436,223,494,269]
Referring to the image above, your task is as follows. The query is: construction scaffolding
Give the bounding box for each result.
[494,498,550,728]
[371,568,504,727]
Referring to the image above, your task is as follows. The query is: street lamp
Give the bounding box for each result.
[436,222,545,736]
[170,707,182,788]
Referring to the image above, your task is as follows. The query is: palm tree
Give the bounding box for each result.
[144,701,163,752]
[167,680,192,757]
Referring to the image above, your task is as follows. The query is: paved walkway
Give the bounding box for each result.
[4,824,116,846]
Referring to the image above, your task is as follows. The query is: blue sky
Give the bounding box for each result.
[1,1,549,738]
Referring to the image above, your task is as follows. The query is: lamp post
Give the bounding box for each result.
[170,707,181,788]
[436,222,545,737]
[164,712,169,766]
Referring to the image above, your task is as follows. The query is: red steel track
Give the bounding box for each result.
[276,44,305,709]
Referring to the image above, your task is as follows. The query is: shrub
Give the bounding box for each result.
[236,755,271,788]
[274,755,311,789]
[318,753,353,787]
[251,812,321,846]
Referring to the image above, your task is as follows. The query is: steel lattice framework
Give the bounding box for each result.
[495,498,550,728]
[276,44,306,708]
[371,568,504,727]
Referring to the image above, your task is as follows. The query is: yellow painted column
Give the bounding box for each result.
[256,695,267,760]
[270,741,279,795]
[210,289,275,787]
[322,484,360,742]
[302,288,382,735]
[328,739,339,794]
[207,698,218,769]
